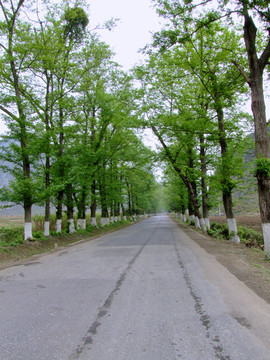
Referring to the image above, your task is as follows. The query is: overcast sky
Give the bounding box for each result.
[89,0,162,70]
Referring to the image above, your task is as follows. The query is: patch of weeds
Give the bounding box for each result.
[0,226,24,248]
[209,222,229,240]
[76,228,90,235]
[207,228,215,236]
[238,226,264,249]
[32,231,47,241]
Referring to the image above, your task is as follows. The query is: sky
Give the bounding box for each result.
[0,0,162,135]
[89,0,162,70]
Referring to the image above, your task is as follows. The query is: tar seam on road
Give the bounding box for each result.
[172,228,231,360]
[69,226,156,360]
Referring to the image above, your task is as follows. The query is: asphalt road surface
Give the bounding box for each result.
[1,214,270,360]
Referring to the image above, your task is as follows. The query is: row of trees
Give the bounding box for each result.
[134,0,270,254]
[0,0,160,240]
[1,0,269,257]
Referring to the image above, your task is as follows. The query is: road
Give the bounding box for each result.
[0,214,270,360]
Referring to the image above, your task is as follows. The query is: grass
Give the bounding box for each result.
[0,215,134,268]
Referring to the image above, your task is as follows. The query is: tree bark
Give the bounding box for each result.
[199,134,210,227]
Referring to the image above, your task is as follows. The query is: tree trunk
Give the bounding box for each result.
[9,29,33,241]
[90,180,97,226]
[77,187,87,230]
[24,204,32,241]
[200,134,210,229]
[237,9,270,253]
[66,183,76,233]
[44,153,50,236]
[56,190,63,233]
[215,103,240,242]
[56,106,65,233]
[44,73,51,237]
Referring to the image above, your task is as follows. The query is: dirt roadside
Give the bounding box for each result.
[172,218,270,305]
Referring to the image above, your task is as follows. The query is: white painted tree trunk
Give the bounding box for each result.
[123,216,127,221]
[262,223,270,256]
[24,222,33,241]
[56,219,62,233]
[190,215,195,222]
[227,218,240,243]
[204,218,210,230]
[44,221,50,237]
[195,217,201,229]
[68,219,76,233]
[199,218,207,233]
[77,219,82,230]
[91,217,97,227]
[183,215,187,222]
[185,210,189,221]
[81,219,86,230]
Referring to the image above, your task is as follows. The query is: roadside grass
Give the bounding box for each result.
[0,217,133,268]
[204,221,264,250]
[175,217,264,251]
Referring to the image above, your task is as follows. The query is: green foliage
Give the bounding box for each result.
[209,221,229,239]
[254,156,270,179]
[207,221,264,249]
[32,231,47,241]
[237,225,264,248]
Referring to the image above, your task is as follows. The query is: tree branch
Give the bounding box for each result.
[232,60,251,85]
[0,105,18,121]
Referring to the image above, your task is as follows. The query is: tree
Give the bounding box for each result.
[0,0,35,240]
